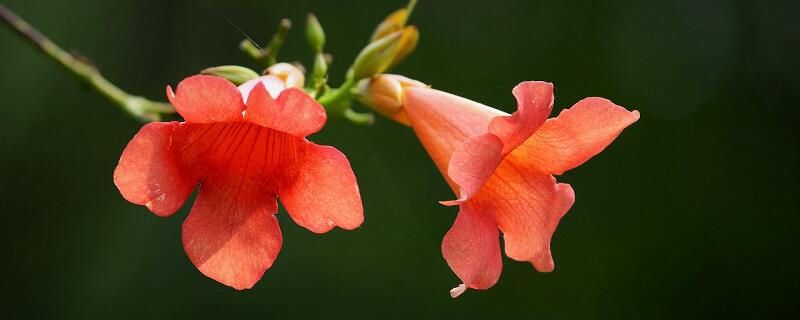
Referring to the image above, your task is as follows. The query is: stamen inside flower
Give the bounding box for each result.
[449,283,467,298]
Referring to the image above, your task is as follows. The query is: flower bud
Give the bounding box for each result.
[389,26,419,68]
[356,74,426,125]
[351,31,402,80]
[371,8,408,41]
[267,62,305,89]
[200,65,260,85]
[312,53,328,83]
[306,13,326,53]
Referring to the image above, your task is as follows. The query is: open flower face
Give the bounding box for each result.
[113,73,363,290]
[401,81,639,297]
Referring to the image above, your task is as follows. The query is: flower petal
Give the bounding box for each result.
[166,75,245,123]
[407,83,554,204]
[442,202,502,290]
[403,87,504,181]
[442,133,504,205]
[113,122,196,216]
[182,171,282,290]
[279,143,363,234]
[488,81,554,155]
[239,75,286,102]
[516,97,640,175]
[474,158,575,272]
[244,84,327,138]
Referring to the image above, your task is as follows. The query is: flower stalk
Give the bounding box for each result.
[240,18,291,68]
[318,72,375,125]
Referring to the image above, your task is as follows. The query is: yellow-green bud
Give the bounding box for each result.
[312,53,328,82]
[351,31,402,80]
[306,13,326,53]
[389,26,419,68]
[201,65,259,85]
[371,9,408,41]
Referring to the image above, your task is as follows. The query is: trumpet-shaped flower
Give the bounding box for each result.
[398,81,638,297]
[113,73,363,290]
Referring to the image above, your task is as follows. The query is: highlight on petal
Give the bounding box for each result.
[442,133,504,205]
[516,97,640,175]
[442,203,503,290]
[477,159,576,272]
[166,75,245,123]
[279,143,364,234]
[239,75,286,102]
[245,84,327,138]
[488,81,554,155]
[182,171,282,290]
[113,122,195,216]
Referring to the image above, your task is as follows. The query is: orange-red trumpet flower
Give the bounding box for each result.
[114,73,363,290]
[397,80,639,297]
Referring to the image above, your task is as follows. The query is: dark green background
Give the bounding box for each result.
[1,0,797,318]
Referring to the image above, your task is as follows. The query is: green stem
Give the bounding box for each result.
[318,72,357,107]
[265,19,292,65]
[406,0,419,19]
[317,72,374,125]
[240,19,291,68]
[0,4,173,122]
[342,108,374,125]
[239,40,265,66]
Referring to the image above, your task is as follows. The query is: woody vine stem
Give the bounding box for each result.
[0,3,174,122]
